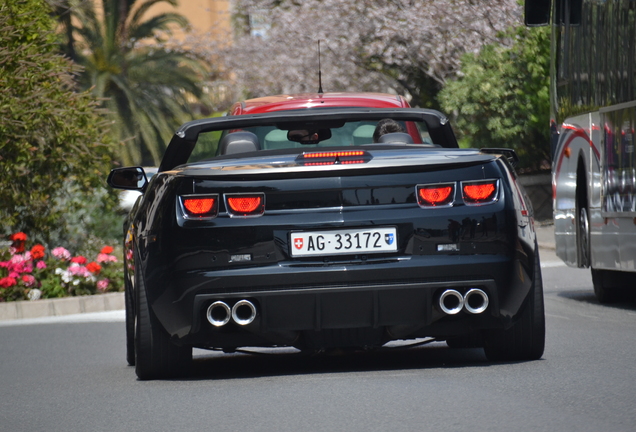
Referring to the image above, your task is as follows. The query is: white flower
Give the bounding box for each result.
[28,289,42,301]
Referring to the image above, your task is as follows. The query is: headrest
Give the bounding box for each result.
[377,132,414,144]
[352,125,376,145]
[218,131,261,155]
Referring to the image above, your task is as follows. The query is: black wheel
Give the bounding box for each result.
[483,245,545,361]
[134,263,192,380]
[577,205,591,268]
[124,269,135,366]
[591,268,634,304]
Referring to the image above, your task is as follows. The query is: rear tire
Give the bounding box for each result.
[483,245,545,361]
[124,271,135,366]
[592,269,634,303]
[134,265,192,380]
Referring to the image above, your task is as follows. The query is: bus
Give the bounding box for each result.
[525,0,636,302]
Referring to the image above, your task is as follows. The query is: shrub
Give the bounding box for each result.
[439,26,550,171]
[0,0,116,246]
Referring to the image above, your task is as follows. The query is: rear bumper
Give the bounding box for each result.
[148,252,535,348]
[193,278,499,329]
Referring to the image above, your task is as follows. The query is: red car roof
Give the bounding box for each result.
[230,92,411,115]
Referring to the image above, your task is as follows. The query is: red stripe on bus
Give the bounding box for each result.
[553,125,599,189]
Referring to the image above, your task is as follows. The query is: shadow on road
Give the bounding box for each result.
[557,290,636,311]
[177,342,520,382]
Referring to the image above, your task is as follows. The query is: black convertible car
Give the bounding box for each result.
[108,95,544,380]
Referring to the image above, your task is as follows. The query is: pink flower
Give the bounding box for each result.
[52,247,71,260]
[96,253,109,263]
[68,264,93,279]
[97,279,109,291]
[9,263,25,274]
[36,261,47,270]
[97,253,118,263]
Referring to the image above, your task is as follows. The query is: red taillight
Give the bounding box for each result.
[225,194,265,217]
[184,198,215,215]
[179,195,219,219]
[462,180,498,205]
[417,184,455,207]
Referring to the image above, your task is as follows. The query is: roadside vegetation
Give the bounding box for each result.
[0,0,549,301]
[439,26,551,172]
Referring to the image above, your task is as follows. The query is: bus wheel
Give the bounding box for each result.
[577,204,591,268]
[591,269,634,303]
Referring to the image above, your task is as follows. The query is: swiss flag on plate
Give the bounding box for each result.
[293,238,304,249]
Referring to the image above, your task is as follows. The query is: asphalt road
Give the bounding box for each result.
[2,254,636,432]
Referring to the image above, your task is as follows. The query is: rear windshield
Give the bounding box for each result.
[188,118,433,164]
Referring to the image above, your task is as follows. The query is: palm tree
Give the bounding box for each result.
[61,0,210,166]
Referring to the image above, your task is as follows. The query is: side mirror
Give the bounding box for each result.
[107,167,148,191]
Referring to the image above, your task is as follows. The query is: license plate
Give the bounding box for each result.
[290,227,397,257]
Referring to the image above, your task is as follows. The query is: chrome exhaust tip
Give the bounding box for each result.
[464,288,489,314]
[207,301,231,327]
[439,289,464,315]
[232,299,257,326]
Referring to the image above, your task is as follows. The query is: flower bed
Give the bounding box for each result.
[0,232,123,302]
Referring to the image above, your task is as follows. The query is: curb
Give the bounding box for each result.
[0,292,124,322]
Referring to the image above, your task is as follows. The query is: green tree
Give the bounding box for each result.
[0,0,115,246]
[61,0,211,166]
[439,26,550,171]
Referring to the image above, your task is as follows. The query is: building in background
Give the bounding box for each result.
[146,0,232,42]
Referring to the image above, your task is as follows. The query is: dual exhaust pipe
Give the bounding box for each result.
[438,288,489,315]
[208,290,487,326]
[206,299,257,327]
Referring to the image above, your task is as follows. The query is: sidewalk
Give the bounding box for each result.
[0,223,556,322]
